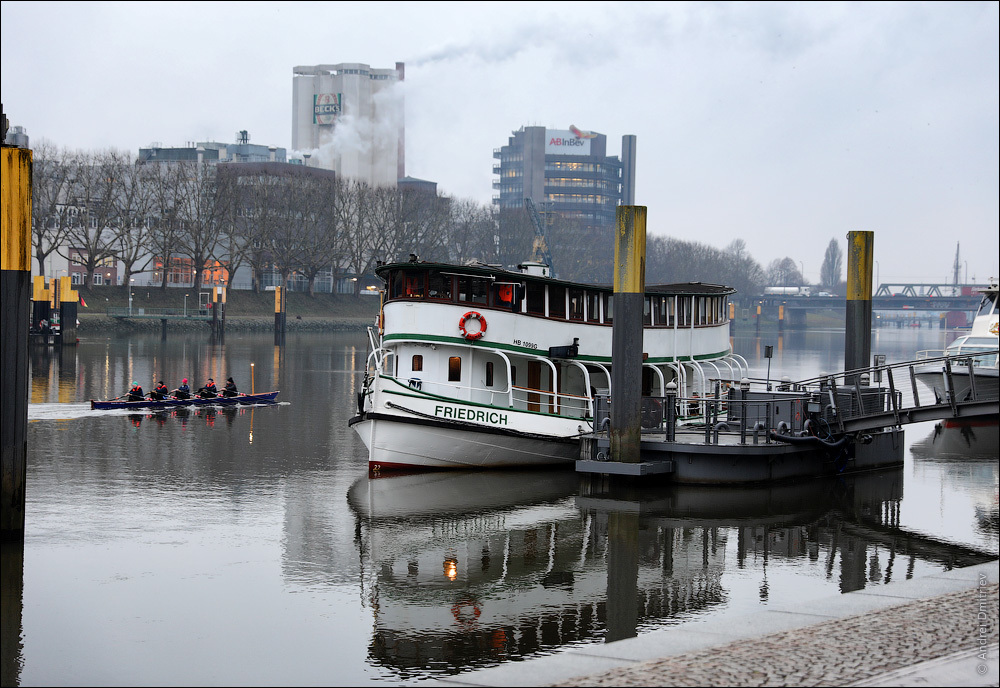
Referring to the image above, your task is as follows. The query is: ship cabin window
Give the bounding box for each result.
[412,355,423,372]
[549,285,566,318]
[643,297,652,325]
[404,272,425,298]
[458,277,489,305]
[678,296,691,326]
[526,281,545,315]
[587,291,601,322]
[427,272,452,300]
[569,288,584,320]
[493,283,517,310]
[604,293,614,324]
[485,361,494,387]
[653,296,671,327]
[448,356,461,382]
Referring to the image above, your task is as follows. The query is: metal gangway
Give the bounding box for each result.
[780,350,999,434]
[597,349,999,444]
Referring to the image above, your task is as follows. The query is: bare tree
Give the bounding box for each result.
[765,257,804,287]
[548,215,612,283]
[397,187,452,262]
[296,175,343,296]
[494,206,536,269]
[173,161,223,292]
[366,185,407,265]
[267,176,313,290]
[112,151,158,286]
[145,163,187,290]
[213,168,254,291]
[62,149,123,286]
[339,180,377,295]
[819,238,843,289]
[724,238,765,298]
[29,140,75,278]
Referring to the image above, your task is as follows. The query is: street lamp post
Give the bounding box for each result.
[184,293,189,317]
[129,278,134,316]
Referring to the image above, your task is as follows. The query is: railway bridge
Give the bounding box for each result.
[748,282,986,329]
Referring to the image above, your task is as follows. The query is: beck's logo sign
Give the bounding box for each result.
[313,93,342,125]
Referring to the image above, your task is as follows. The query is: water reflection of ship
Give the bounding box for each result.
[348,468,997,680]
[910,421,1000,545]
[910,418,999,459]
[349,468,723,678]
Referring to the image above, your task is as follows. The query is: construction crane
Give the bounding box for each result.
[523,197,555,275]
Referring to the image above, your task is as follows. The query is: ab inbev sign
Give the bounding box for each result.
[313,93,342,125]
[545,125,598,156]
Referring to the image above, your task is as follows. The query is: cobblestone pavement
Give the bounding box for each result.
[547,583,999,687]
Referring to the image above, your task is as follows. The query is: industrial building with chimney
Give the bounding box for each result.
[291,62,405,187]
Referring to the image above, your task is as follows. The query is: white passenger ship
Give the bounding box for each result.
[349,257,746,470]
[914,279,999,404]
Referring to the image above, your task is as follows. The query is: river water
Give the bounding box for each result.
[3,326,997,686]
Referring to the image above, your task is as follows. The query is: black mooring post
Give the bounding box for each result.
[845,231,874,386]
[1,140,32,542]
[274,286,286,346]
[610,206,646,464]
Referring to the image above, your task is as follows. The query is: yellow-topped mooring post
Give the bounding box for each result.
[845,231,874,385]
[211,285,226,342]
[2,126,32,541]
[274,286,286,345]
[610,206,646,464]
[57,275,78,344]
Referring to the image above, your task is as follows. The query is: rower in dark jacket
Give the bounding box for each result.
[173,378,191,399]
[198,378,218,398]
[149,380,169,400]
[223,377,239,397]
[126,381,144,402]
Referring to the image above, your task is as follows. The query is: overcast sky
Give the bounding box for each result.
[2,1,997,285]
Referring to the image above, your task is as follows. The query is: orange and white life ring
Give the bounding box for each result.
[459,311,487,340]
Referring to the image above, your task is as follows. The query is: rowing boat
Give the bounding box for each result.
[90,391,280,411]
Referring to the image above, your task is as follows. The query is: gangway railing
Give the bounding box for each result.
[593,350,999,443]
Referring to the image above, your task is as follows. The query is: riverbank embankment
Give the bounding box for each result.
[70,285,380,333]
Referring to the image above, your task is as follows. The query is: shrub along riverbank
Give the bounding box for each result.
[72,286,380,333]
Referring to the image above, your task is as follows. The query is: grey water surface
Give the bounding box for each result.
[3,327,996,686]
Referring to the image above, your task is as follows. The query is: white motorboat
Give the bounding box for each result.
[349,258,746,470]
[914,280,999,405]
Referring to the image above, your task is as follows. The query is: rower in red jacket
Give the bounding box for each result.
[198,378,218,398]
[127,381,144,402]
[149,380,170,400]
